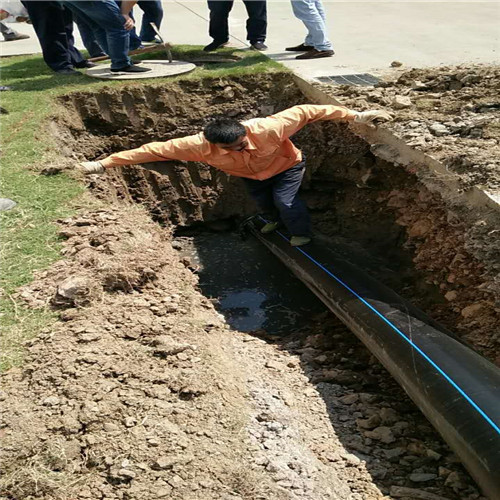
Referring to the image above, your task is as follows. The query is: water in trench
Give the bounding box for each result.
[173,231,326,333]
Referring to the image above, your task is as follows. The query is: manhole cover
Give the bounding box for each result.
[86,60,196,80]
[315,74,380,86]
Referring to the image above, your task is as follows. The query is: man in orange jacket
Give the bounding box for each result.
[80,104,391,246]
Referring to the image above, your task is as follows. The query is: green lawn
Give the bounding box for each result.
[0,46,286,370]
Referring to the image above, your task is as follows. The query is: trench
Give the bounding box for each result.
[56,73,498,498]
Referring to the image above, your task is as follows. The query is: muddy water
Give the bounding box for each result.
[173,232,326,333]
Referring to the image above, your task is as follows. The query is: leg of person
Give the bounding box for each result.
[63,0,145,72]
[243,177,280,234]
[290,0,333,59]
[271,160,311,245]
[61,5,87,68]
[137,0,163,42]
[73,12,106,57]
[1,20,29,41]
[242,0,267,50]
[21,1,76,72]
[115,1,142,50]
[61,1,110,56]
[205,0,233,51]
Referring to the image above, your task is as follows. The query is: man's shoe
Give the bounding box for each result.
[251,41,268,51]
[110,65,152,73]
[285,43,313,52]
[76,61,97,69]
[295,49,334,60]
[3,32,29,42]
[203,40,228,52]
[290,236,311,247]
[55,68,80,75]
[260,222,279,234]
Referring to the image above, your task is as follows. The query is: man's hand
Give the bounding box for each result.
[353,110,393,127]
[123,14,134,31]
[79,161,105,175]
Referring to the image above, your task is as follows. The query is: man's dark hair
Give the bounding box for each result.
[203,118,246,144]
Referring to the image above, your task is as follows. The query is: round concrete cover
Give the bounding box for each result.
[86,60,196,80]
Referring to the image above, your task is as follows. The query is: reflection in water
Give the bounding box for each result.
[173,232,325,333]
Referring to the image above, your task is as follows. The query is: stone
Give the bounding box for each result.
[391,60,403,67]
[444,291,458,301]
[461,303,482,318]
[103,422,120,433]
[409,473,438,482]
[265,360,282,370]
[392,95,412,109]
[429,123,450,136]
[390,486,451,500]
[0,198,17,211]
[118,468,136,480]
[356,414,381,430]
[364,426,396,444]
[56,276,92,301]
[43,395,61,406]
[339,393,359,405]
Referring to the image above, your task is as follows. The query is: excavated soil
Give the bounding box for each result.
[1,71,499,500]
[313,64,500,190]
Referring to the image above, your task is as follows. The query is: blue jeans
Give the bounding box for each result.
[115,1,142,50]
[244,159,311,237]
[62,0,130,69]
[73,12,106,57]
[138,0,163,41]
[291,0,332,51]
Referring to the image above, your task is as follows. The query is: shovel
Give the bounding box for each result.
[149,22,173,63]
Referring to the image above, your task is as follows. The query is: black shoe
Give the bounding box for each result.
[130,59,143,65]
[110,64,151,73]
[286,43,314,52]
[203,40,228,52]
[3,32,29,42]
[295,49,335,60]
[76,61,97,69]
[55,68,80,75]
[250,41,267,51]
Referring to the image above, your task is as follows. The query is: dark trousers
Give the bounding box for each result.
[244,160,311,236]
[138,0,163,41]
[62,0,130,70]
[21,1,85,71]
[73,13,106,57]
[207,0,267,43]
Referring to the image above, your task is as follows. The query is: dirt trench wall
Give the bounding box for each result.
[55,72,499,362]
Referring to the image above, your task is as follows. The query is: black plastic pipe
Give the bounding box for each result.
[247,217,500,498]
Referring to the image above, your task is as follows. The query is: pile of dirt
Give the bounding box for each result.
[0,203,483,500]
[314,65,500,190]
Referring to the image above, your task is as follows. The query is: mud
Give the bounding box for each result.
[1,70,499,499]
[1,205,484,500]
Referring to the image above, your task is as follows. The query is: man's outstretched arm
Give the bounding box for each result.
[79,135,206,174]
[262,104,392,139]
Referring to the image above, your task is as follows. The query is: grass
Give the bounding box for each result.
[0,46,287,371]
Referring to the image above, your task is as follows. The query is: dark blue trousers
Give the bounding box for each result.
[244,159,311,237]
[138,0,163,41]
[207,0,266,43]
[73,13,106,57]
[21,1,85,71]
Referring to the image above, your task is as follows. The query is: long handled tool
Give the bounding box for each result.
[149,22,172,63]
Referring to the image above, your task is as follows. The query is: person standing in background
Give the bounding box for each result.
[204,0,267,52]
[287,0,334,59]
[21,1,90,74]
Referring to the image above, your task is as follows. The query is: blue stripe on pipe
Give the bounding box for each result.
[256,216,500,435]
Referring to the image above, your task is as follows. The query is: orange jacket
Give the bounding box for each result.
[101,105,356,180]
